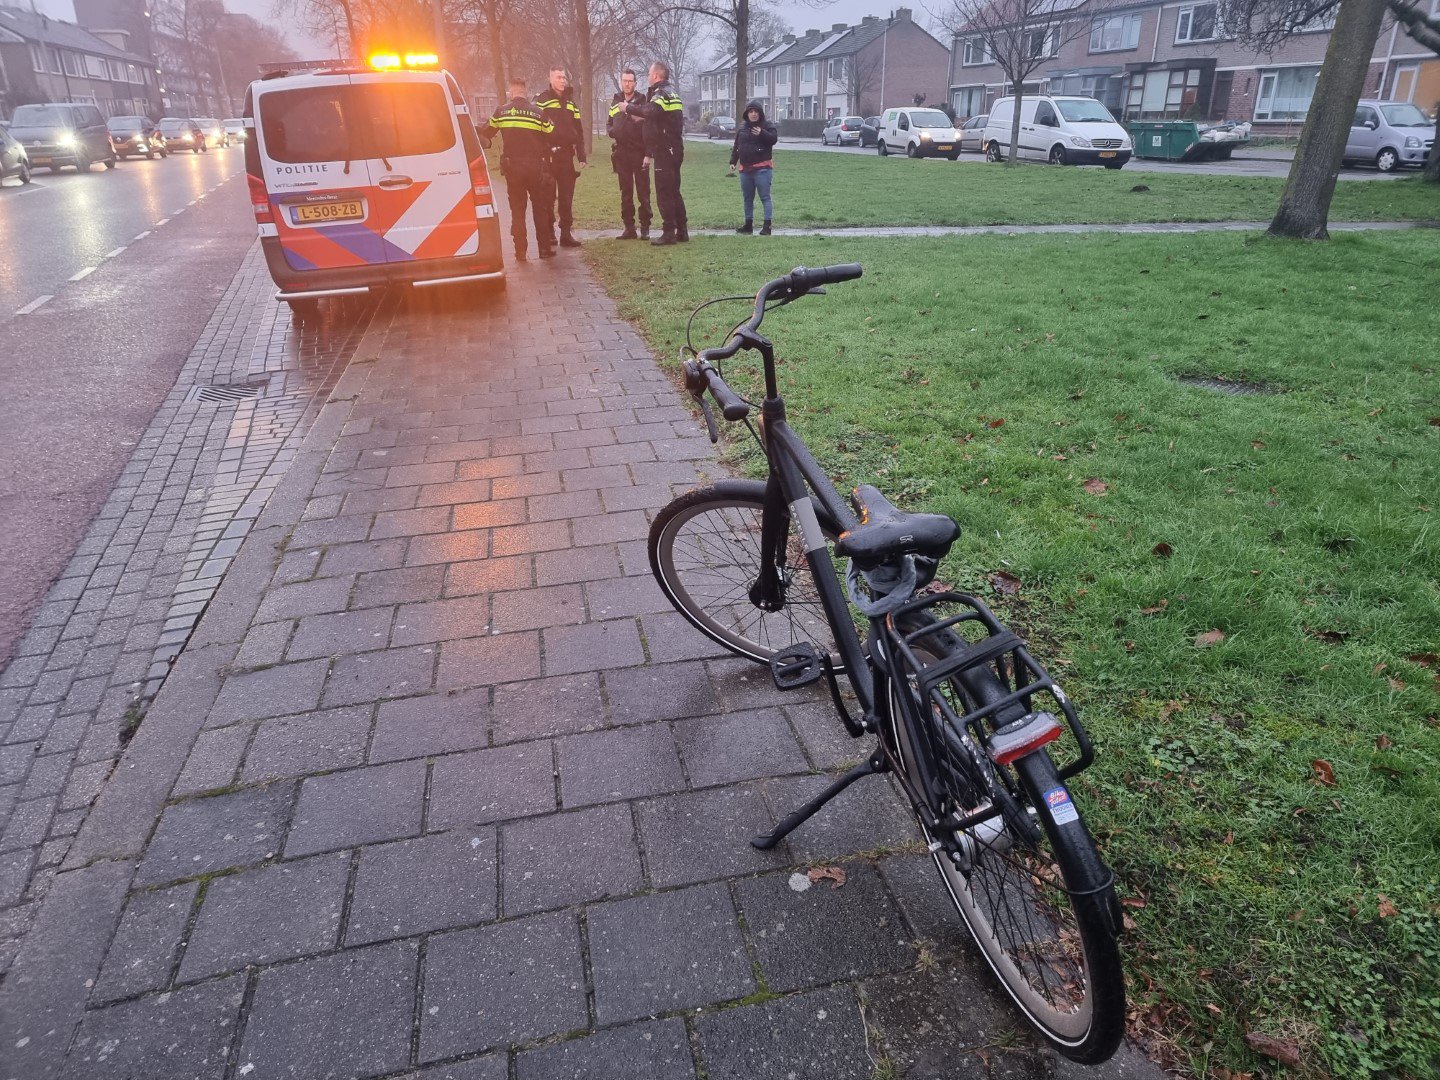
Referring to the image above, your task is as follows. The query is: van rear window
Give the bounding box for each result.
[261,82,455,164]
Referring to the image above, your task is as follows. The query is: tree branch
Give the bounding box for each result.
[1388,0,1440,52]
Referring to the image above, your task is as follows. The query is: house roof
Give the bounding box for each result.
[0,7,150,64]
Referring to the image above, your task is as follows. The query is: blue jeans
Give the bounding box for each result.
[740,167,773,222]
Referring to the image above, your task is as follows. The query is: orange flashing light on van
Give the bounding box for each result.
[242,63,503,317]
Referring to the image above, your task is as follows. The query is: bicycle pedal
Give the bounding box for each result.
[770,642,824,690]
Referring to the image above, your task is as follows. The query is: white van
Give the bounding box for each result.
[876,106,962,159]
[243,61,504,318]
[983,96,1132,168]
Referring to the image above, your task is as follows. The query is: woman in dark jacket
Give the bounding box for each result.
[727,101,779,234]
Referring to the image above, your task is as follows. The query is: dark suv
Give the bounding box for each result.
[7,102,117,172]
[107,115,168,159]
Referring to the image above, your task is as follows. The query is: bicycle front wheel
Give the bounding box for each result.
[888,628,1126,1063]
[649,480,844,667]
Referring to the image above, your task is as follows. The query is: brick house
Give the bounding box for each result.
[0,6,159,120]
[699,7,950,121]
[946,0,1440,130]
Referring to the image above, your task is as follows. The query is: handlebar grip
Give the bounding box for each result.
[705,368,751,421]
[790,263,864,291]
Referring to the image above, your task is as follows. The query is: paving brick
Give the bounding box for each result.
[672,708,809,787]
[442,555,533,599]
[239,941,418,1080]
[92,881,200,1002]
[135,784,295,887]
[291,514,374,548]
[863,964,1022,1079]
[406,529,491,567]
[243,706,372,783]
[762,773,921,862]
[428,743,555,829]
[177,852,348,981]
[286,760,426,857]
[876,853,974,959]
[588,883,752,1024]
[436,631,541,691]
[391,596,491,648]
[370,688,489,762]
[526,490,604,523]
[415,478,493,507]
[347,828,497,945]
[351,564,447,610]
[784,699,868,771]
[535,544,622,587]
[453,498,528,531]
[489,584,584,633]
[342,485,420,516]
[694,986,872,1080]
[556,725,685,808]
[490,519,570,557]
[491,672,604,743]
[323,643,436,707]
[501,803,642,915]
[542,619,645,677]
[317,537,410,576]
[66,975,245,1080]
[583,573,672,619]
[604,660,724,725]
[420,912,587,1061]
[371,505,451,540]
[208,660,330,726]
[635,784,789,888]
[19,750,74,800]
[0,847,34,906]
[561,465,633,491]
[173,725,251,796]
[0,741,38,785]
[406,1055,509,1080]
[233,620,293,669]
[288,607,394,660]
[516,1018,696,1080]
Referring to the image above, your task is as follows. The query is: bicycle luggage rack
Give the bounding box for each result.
[884,591,1097,782]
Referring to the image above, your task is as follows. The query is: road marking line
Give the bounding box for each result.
[155,218,169,226]
[173,207,185,215]
[105,246,127,258]
[188,199,198,205]
[69,267,96,281]
[133,231,150,240]
[16,295,53,315]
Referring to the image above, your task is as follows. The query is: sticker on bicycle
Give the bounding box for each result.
[1044,786,1080,825]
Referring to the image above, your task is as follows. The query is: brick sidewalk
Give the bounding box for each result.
[0,253,1162,1080]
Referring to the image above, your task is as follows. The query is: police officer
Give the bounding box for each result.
[478,77,556,261]
[535,67,587,248]
[607,68,652,240]
[626,60,687,245]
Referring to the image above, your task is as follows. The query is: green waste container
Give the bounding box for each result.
[1129,121,1200,161]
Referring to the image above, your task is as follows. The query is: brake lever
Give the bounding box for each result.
[682,357,721,442]
[697,394,720,443]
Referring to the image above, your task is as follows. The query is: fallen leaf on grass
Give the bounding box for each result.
[1388,677,1406,692]
[1406,652,1440,669]
[1244,1032,1303,1068]
[1377,894,1399,918]
[1309,628,1349,645]
[988,571,1022,595]
[1311,759,1337,787]
[807,866,847,889]
[1152,542,1173,558]
[1429,417,1440,427]
[1376,733,1393,750]
[1194,629,1225,648]
[1082,477,1108,496]
[987,418,1006,429]
[1140,600,1168,615]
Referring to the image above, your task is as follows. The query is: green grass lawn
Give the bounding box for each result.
[585,230,1440,1079]
[566,140,1440,230]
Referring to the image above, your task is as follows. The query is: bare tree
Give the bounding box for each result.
[942,0,1103,163]
[829,49,883,115]
[664,0,800,119]
[154,0,228,112]
[636,7,714,94]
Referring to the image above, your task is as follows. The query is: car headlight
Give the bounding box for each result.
[1404,136,1422,148]
[1069,135,1092,148]
[180,133,192,141]
[57,132,77,148]
[919,132,931,141]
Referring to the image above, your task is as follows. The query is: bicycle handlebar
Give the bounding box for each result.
[690,264,863,426]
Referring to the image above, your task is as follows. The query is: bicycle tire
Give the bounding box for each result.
[649,480,845,667]
[888,620,1125,1063]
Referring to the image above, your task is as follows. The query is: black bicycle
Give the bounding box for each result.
[648,265,1126,1063]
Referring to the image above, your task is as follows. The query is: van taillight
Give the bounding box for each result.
[247,173,272,224]
[467,155,492,204]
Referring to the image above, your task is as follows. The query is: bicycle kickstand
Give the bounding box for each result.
[750,747,890,850]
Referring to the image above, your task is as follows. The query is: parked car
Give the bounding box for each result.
[876,107,961,159]
[107,115,168,159]
[958,113,989,153]
[1343,100,1435,172]
[859,115,881,147]
[6,102,117,172]
[983,95,1131,168]
[223,118,248,144]
[197,117,226,147]
[158,117,206,153]
[245,62,504,318]
[0,126,31,185]
[821,115,863,146]
[706,115,736,139]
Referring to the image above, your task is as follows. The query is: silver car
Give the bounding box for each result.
[958,113,989,153]
[1343,100,1435,172]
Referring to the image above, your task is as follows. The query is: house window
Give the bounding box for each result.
[1254,65,1320,120]
[1125,67,1202,118]
[128,63,143,84]
[63,51,84,77]
[800,94,817,118]
[962,37,988,65]
[801,61,817,83]
[755,68,767,88]
[86,54,108,79]
[1090,13,1142,52]
[48,47,63,74]
[828,57,846,80]
[776,64,791,86]
[31,44,47,72]
[951,85,985,117]
[1175,3,1219,43]
[1022,27,1056,58]
[701,75,710,94]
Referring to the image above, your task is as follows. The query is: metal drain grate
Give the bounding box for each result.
[186,382,267,404]
[1177,376,1276,396]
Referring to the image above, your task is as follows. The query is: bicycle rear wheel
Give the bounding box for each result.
[887,626,1125,1063]
[649,480,844,666]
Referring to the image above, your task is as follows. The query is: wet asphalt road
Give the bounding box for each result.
[0,146,254,665]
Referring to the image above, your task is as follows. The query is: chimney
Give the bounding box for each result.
[862,15,877,23]
[806,28,820,37]
[832,22,847,31]
[895,6,913,19]
[783,33,795,42]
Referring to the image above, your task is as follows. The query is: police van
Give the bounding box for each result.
[243,56,504,318]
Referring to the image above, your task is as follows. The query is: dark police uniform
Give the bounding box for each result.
[607,90,652,238]
[534,86,586,245]
[479,97,555,260]
[626,78,687,244]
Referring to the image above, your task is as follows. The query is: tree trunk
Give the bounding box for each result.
[484,0,505,110]
[574,0,594,158]
[1426,142,1440,183]
[735,0,749,121]
[1008,89,1023,163]
[1269,0,1388,238]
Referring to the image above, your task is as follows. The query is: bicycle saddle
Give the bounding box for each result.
[835,485,960,569]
